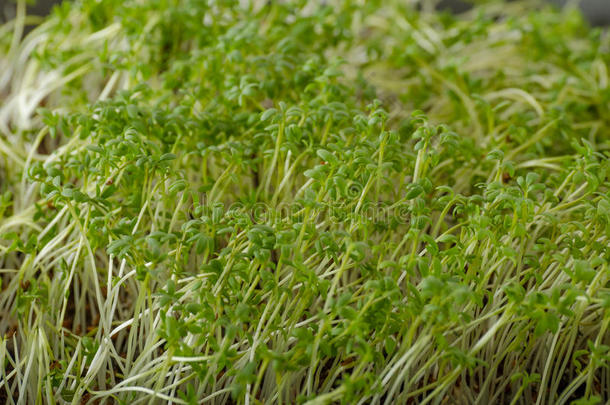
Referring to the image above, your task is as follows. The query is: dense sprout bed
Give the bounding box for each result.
[0,0,609,404]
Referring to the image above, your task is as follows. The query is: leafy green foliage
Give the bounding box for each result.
[0,0,609,404]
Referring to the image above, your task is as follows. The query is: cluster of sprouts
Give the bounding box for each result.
[0,0,609,404]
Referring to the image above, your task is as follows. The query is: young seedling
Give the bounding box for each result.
[0,0,609,404]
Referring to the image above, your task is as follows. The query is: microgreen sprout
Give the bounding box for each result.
[1,0,609,404]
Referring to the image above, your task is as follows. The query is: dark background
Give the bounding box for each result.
[0,0,609,25]
[548,0,610,26]
[437,0,610,25]
[1,0,58,22]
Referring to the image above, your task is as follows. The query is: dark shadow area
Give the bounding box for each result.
[0,0,60,23]
[437,0,473,14]
[549,0,610,26]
